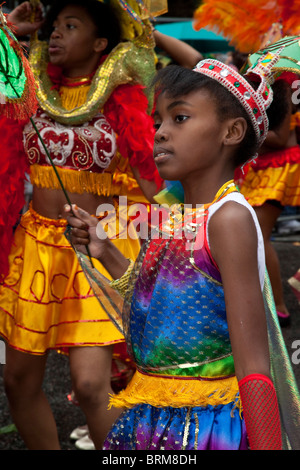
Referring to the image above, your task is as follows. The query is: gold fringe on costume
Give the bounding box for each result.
[109,369,241,410]
[30,161,153,206]
[60,83,91,111]
[30,163,115,196]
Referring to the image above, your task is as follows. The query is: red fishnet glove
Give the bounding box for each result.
[238,374,282,450]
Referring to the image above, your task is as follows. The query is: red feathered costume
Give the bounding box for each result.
[0,116,29,281]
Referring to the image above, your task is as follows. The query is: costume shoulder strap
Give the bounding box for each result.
[206,192,266,290]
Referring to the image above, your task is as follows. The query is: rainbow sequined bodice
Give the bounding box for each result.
[123,209,235,379]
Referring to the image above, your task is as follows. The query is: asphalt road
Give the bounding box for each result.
[0,240,299,450]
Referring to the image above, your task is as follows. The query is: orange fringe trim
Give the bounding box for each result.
[109,369,241,410]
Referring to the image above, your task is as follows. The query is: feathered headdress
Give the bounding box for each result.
[193,0,300,54]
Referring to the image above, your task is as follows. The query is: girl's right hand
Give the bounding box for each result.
[64,204,108,261]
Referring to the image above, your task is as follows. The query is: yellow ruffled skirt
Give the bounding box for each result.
[0,205,140,355]
[239,146,300,207]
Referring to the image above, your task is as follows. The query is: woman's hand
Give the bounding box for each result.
[64,204,108,261]
[8,1,44,37]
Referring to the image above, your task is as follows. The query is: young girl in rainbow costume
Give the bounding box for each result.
[66,55,300,449]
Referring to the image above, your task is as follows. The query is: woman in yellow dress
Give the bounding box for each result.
[0,0,163,449]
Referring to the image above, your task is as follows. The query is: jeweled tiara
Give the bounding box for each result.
[193,50,282,145]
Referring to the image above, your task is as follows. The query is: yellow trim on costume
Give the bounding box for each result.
[110,259,135,298]
[29,163,153,201]
[209,179,237,204]
[60,84,91,111]
[30,163,114,196]
[109,369,240,409]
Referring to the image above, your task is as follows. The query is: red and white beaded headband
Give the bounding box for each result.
[193,52,281,145]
